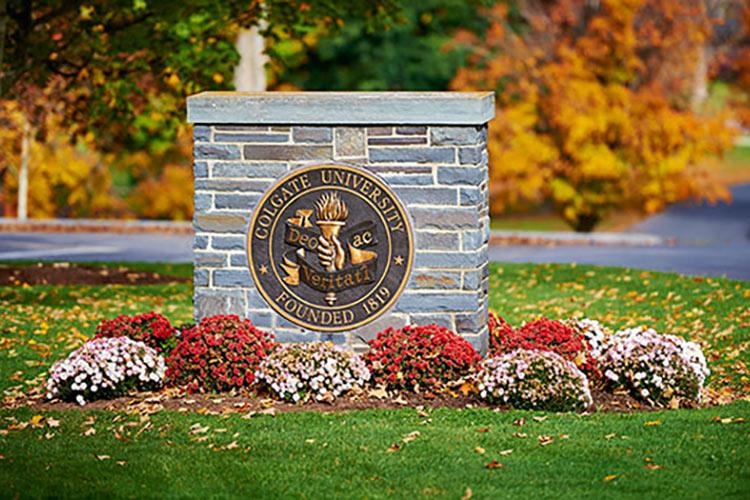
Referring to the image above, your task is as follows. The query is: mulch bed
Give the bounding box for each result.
[0,263,190,286]
[14,387,658,416]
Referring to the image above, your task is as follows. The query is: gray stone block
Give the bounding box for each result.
[273,330,320,343]
[213,162,287,178]
[230,253,248,267]
[458,146,482,164]
[351,312,409,344]
[194,269,209,287]
[214,193,260,210]
[243,144,332,161]
[411,207,478,230]
[414,250,483,269]
[246,288,269,309]
[369,147,455,164]
[437,166,484,185]
[415,231,460,250]
[195,252,226,267]
[463,230,486,251]
[367,127,392,136]
[335,128,366,158]
[462,270,481,290]
[194,213,248,233]
[193,234,208,250]
[194,144,241,160]
[393,187,457,206]
[431,126,481,145]
[459,187,482,206]
[247,311,274,328]
[394,292,480,313]
[463,330,488,355]
[194,193,212,211]
[214,133,289,143]
[379,173,434,186]
[409,314,454,330]
[408,271,462,289]
[193,125,211,142]
[367,137,427,146]
[195,292,226,321]
[212,235,246,250]
[292,127,332,143]
[194,161,208,178]
[396,126,427,135]
[214,269,252,287]
[195,179,270,192]
[227,294,246,315]
[215,125,269,132]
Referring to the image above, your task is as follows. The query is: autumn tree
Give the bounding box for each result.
[452,0,735,231]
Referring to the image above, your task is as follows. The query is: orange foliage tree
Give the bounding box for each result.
[451,0,735,231]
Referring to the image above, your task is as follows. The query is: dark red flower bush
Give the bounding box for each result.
[95,311,177,353]
[488,311,515,355]
[165,315,276,393]
[492,317,598,376]
[364,324,481,391]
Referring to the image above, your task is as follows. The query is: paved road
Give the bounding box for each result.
[1,184,747,280]
[0,232,192,263]
[490,184,750,280]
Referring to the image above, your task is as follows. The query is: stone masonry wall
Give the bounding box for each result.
[192,123,489,353]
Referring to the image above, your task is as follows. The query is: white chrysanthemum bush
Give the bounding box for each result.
[255,342,370,403]
[47,337,166,405]
[564,318,609,359]
[476,349,593,411]
[599,326,709,405]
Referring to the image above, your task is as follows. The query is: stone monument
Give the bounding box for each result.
[187,92,494,352]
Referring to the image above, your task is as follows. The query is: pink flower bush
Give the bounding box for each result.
[255,342,370,403]
[46,337,165,405]
[476,349,593,411]
[563,318,609,359]
[599,326,709,405]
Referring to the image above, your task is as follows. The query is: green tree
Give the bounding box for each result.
[272,0,489,91]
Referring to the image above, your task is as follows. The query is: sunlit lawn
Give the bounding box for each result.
[0,262,748,498]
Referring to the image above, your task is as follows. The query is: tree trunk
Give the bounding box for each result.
[691,44,709,111]
[233,26,267,92]
[17,117,30,220]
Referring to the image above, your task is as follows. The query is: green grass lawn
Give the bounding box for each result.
[1,262,749,498]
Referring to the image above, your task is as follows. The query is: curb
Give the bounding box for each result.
[490,230,666,247]
[0,218,193,235]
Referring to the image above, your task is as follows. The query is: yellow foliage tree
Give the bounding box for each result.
[0,99,122,219]
[451,0,735,231]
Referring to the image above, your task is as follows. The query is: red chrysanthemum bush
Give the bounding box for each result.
[492,317,598,376]
[95,311,177,354]
[364,324,481,391]
[165,315,276,393]
[488,311,515,355]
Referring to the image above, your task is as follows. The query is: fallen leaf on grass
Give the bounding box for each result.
[474,447,486,454]
[532,416,548,422]
[512,432,527,438]
[644,464,663,470]
[116,461,126,466]
[461,487,472,500]
[96,455,110,460]
[644,420,662,426]
[603,474,619,482]
[224,441,239,450]
[476,427,491,433]
[46,418,60,428]
[485,460,505,469]
[538,435,554,446]
[83,427,96,437]
[513,418,525,427]
[29,415,44,427]
[499,449,513,456]
[402,431,420,443]
[386,443,401,453]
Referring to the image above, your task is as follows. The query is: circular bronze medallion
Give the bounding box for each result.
[247,164,413,332]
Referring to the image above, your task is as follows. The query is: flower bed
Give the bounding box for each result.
[255,342,370,403]
[491,317,598,376]
[488,312,515,354]
[166,315,276,393]
[600,326,709,405]
[95,311,177,353]
[46,337,165,405]
[476,349,593,411]
[364,324,481,391]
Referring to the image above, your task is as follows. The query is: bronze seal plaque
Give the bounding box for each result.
[247,164,413,332]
